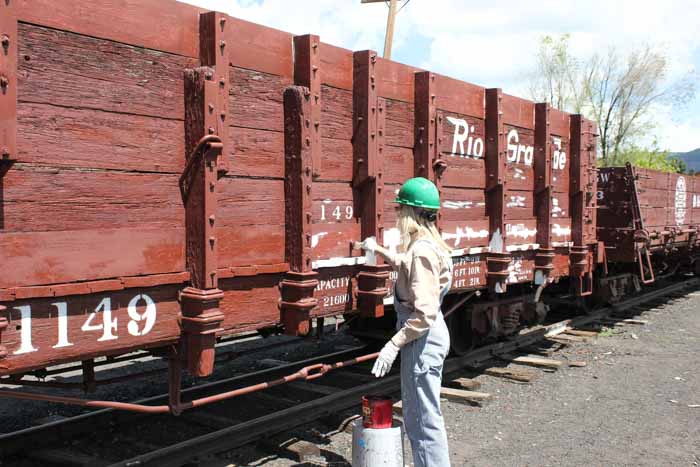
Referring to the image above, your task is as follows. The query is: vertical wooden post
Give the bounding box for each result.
[353,50,390,318]
[179,11,230,377]
[293,34,321,178]
[0,0,14,365]
[569,115,597,295]
[280,86,319,335]
[534,103,555,285]
[485,88,509,294]
[278,34,323,336]
[0,0,17,162]
[414,72,446,227]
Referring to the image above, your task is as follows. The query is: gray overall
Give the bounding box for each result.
[395,239,453,467]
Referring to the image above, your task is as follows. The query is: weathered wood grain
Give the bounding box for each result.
[17,0,203,57]
[18,23,196,120]
[219,274,282,332]
[218,224,285,267]
[229,66,291,132]
[319,138,354,182]
[0,227,185,288]
[502,94,534,129]
[17,102,185,172]
[1,166,182,232]
[384,146,413,184]
[217,177,285,227]
[226,17,293,78]
[321,85,353,141]
[375,57,421,102]
[385,99,414,149]
[227,127,284,178]
[320,43,353,90]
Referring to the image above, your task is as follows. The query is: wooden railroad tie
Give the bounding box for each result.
[440,387,492,405]
[444,377,482,391]
[500,354,564,370]
[484,366,538,383]
[564,329,599,338]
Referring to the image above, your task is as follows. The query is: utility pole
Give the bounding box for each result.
[361,0,402,60]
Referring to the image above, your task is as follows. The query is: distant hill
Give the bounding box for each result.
[670,148,700,173]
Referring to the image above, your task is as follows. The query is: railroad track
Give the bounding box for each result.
[1,277,698,467]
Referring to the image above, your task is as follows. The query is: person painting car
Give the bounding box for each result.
[358,177,453,467]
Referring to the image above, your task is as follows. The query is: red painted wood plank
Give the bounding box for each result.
[17,0,204,58]
[502,94,534,129]
[229,66,291,132]
[18,23,197,120]
[435,74,485,119]
[227,17,293,77]
[17,102,185,172]
[375,56,421,102]
[2,167,182,232]
[0,227,185,289]
[219,275,281,332]
[549,108,570,138]
[320,42,353,90]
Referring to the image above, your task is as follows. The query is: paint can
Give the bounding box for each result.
[352,418,404,467]
[361,395,393,428]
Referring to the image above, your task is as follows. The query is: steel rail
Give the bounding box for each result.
[0,345,368,457]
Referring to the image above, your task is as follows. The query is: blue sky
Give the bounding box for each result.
[183,0,700,152]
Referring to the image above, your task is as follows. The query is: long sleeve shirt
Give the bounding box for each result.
[385,240,452,348]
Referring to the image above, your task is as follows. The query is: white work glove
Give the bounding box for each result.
[371,341,400,378]
[359,236,378,253]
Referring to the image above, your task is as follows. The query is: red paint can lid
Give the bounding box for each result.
[362,395,393,429]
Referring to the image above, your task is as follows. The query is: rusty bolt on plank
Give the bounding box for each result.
[1,35,9,49]
[0,76,8,88]
[219,17,226,28]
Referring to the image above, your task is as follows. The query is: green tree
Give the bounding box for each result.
[529,35,696,169]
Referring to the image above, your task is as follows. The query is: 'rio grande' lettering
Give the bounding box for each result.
[446,116,484,158]
[507,129,534,165]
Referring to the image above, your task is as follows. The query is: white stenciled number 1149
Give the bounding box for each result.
[12,294,157,355]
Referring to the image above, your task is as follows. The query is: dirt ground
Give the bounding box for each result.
[210,289,700,467]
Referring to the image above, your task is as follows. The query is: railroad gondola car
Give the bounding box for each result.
[0,0,599,409]
[596,164,700,301]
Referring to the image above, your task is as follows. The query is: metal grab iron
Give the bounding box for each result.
[179,134,223,203]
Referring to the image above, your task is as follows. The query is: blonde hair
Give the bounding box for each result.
[396,205,452,255]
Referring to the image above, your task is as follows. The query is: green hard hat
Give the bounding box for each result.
[395,177,440,210]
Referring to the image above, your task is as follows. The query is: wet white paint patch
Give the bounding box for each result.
[506,243,540,252]
[506,195,526,208]
[312,256,366,269]
[552,241,573,247]
[442,200,486,210]
[311,232,328,248]
[552,223,571,237]
[442,226,489,247]
[551,197,565,217]
[451,246,490,256]
[506,223,537,240]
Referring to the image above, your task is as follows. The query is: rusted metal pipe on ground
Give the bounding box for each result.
[0,352,380,414]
